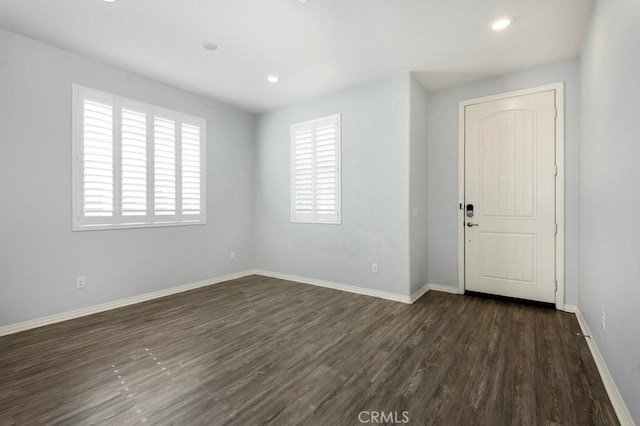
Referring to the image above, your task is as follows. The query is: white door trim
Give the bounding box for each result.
[457,82,565,310]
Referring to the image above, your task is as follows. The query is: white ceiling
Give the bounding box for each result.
[0,0,594,113]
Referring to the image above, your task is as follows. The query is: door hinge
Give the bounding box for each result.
[554,107,558,119]
[555,280,558,291]
[554,164,558,176]
[554,223,558,235]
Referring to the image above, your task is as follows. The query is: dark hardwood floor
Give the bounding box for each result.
[0,275,618,425]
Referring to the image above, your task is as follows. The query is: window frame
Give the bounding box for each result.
[72,85,206,231]
[290,114,342,225]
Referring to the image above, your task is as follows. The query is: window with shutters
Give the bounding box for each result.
[72,85,206,230]
[290,114,341,224]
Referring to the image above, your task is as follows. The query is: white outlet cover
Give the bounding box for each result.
[76,276,86,289]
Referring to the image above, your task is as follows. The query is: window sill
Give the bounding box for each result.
[72,219,206,232]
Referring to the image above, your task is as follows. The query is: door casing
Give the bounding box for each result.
[457,83,565,310]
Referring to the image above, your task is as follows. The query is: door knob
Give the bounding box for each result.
[466,222,479,227]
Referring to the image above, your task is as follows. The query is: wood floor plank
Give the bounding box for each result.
[0,275,619,425]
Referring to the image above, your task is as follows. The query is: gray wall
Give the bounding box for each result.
[409,74,429,294]
[0,30,255,326]
[426,60,581,305]
[579,0,640,421]
[255,74,411,296]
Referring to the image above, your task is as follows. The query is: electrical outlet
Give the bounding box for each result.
[601,311,606,330]
[372,263,379,274]
[230,251,236,261]
[76,276,86,289]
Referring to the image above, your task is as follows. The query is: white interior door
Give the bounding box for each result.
[464,90,557,303]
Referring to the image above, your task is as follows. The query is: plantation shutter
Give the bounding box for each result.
[291,115,341,223]
[314,118,339,222]
[291,124,315,222]
[181,122,202,216]
[73,85,206,230]
[81,92,114,218]
[121,106,147,217]
[154,116,177,216]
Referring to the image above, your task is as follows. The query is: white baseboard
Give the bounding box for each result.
[409,283,460,303]
[574,309,635,425]
[411,283,460,303]
[410,284,430,303]
[427,283,461,295]
[253,272,462,305]
[563,304,578,313]
[254,269,414,304]
[0,270,255,337]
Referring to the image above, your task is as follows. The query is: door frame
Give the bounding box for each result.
[457,82,565,310]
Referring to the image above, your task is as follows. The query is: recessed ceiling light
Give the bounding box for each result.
[299,0,309,3]
[103,0,119,3]
[201,41,218,51]
[490,17,512,31]
[266,74,280,83]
